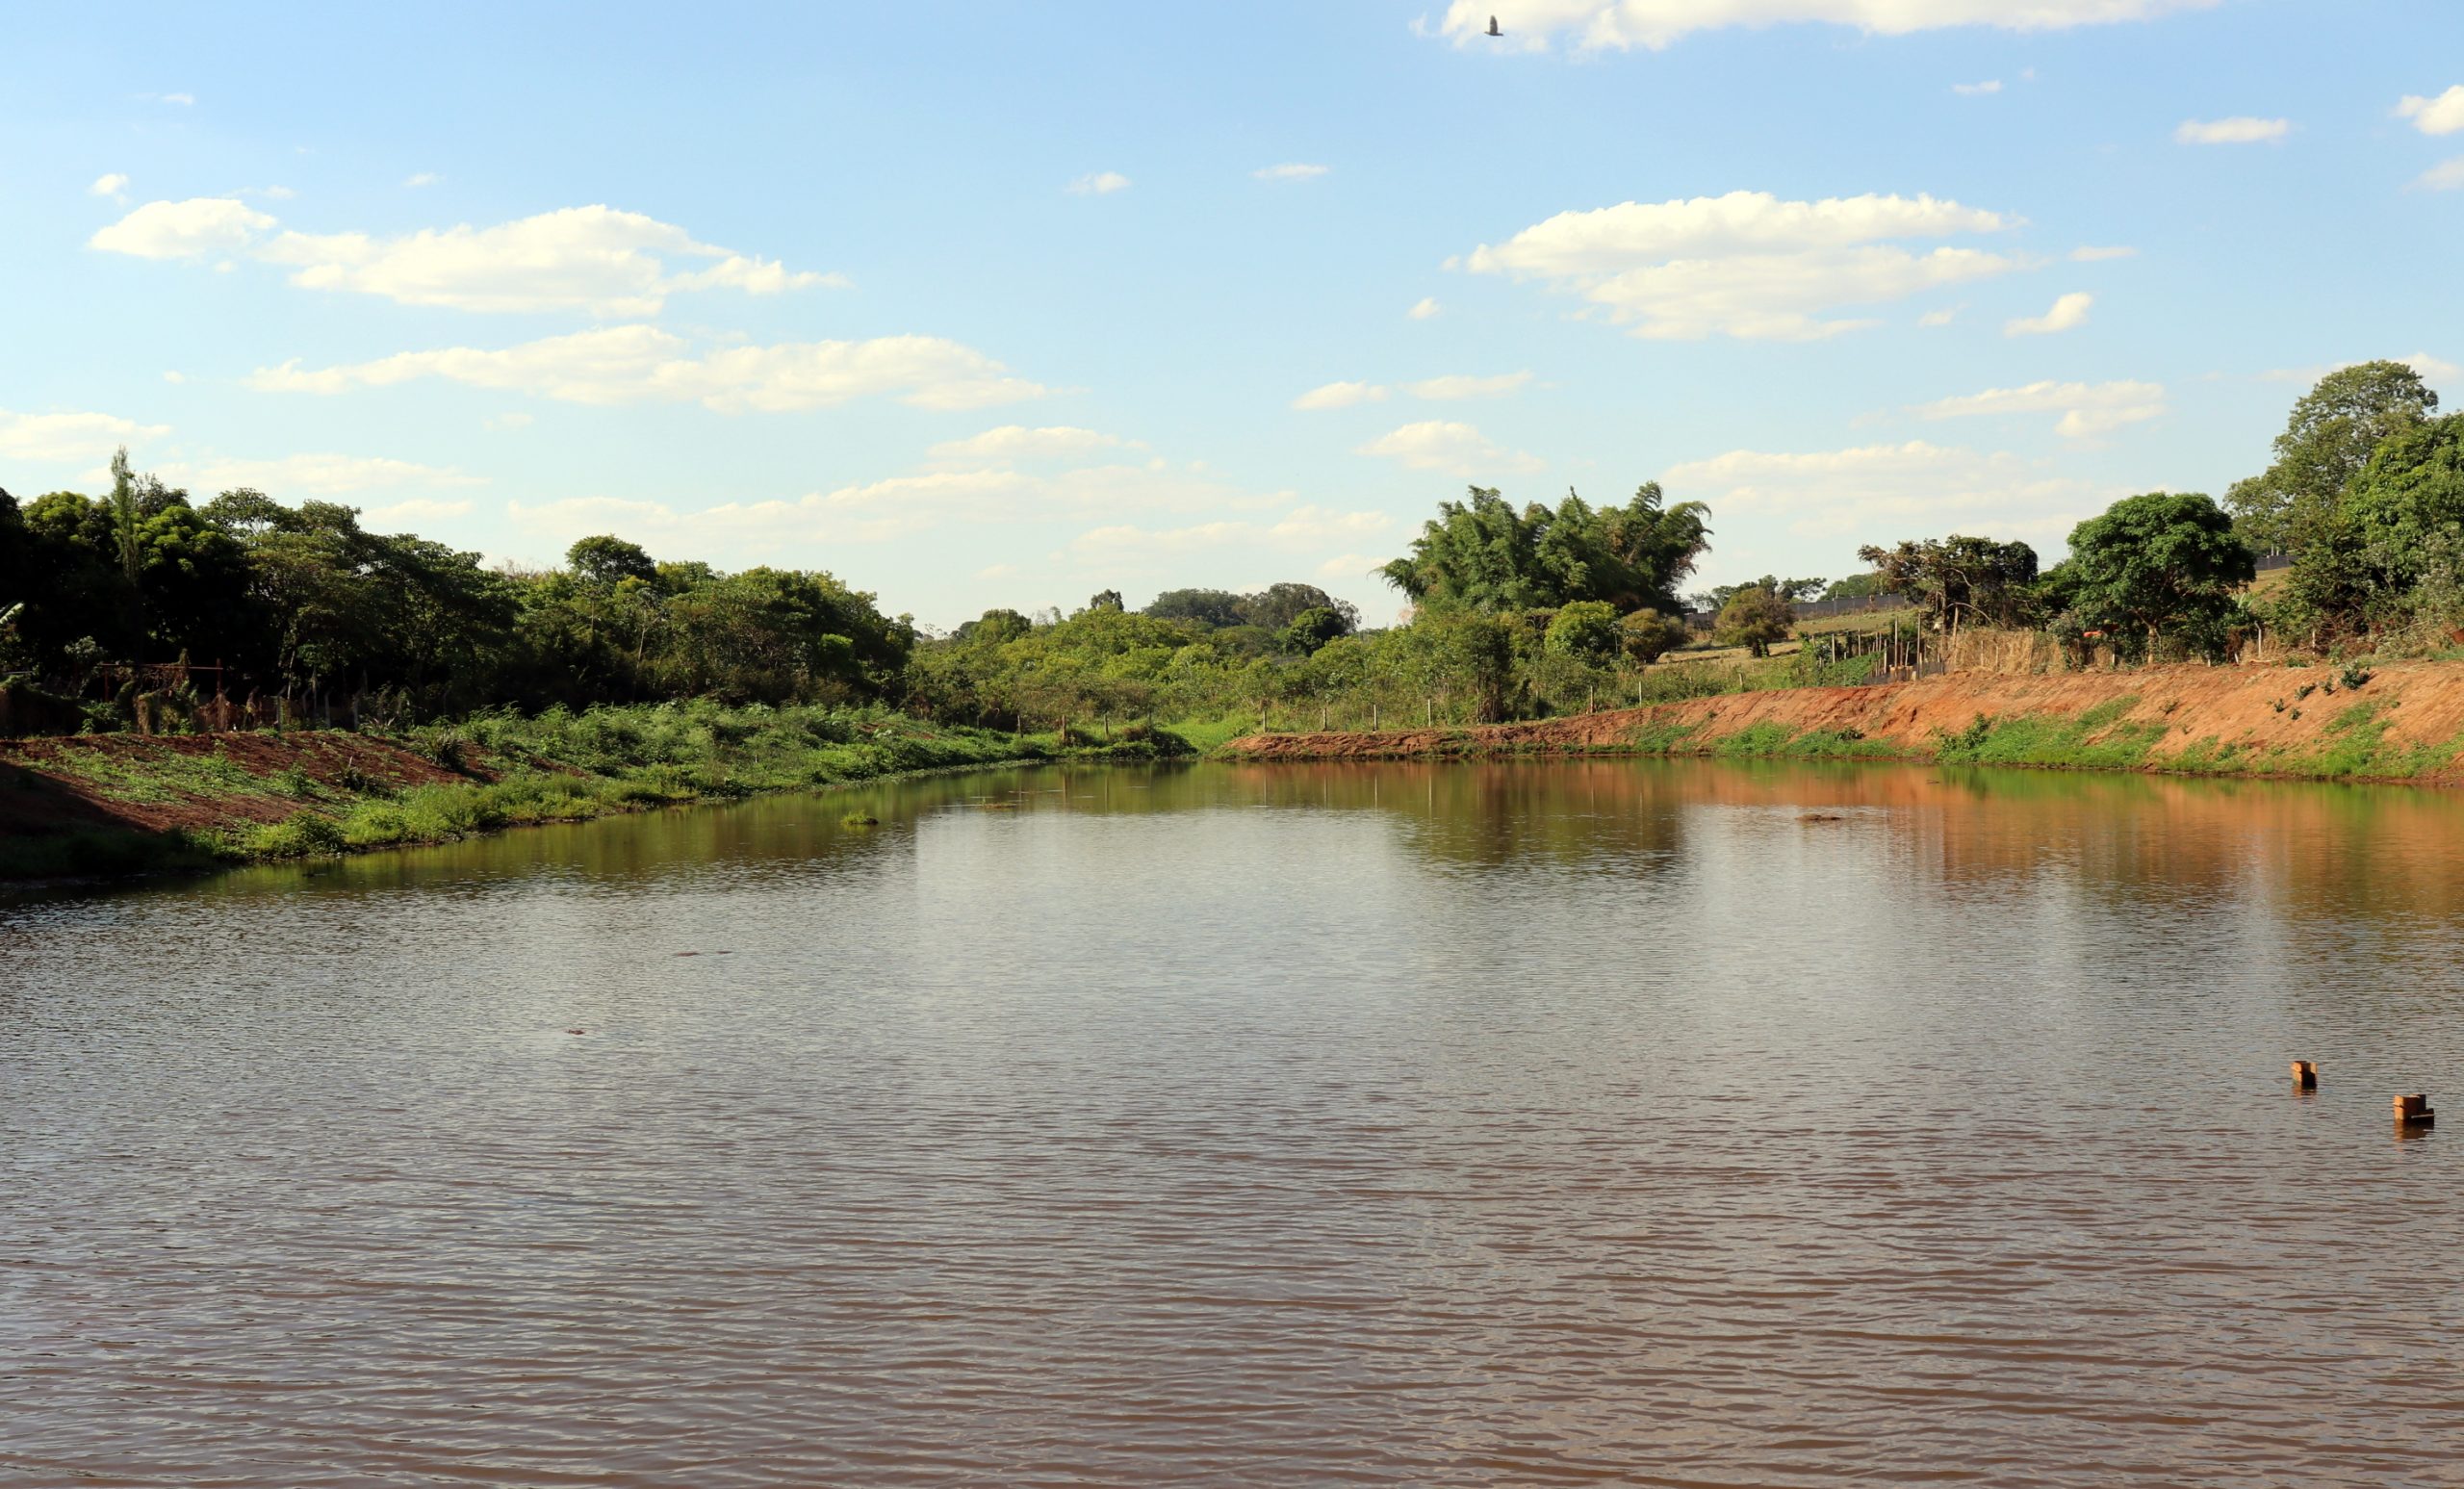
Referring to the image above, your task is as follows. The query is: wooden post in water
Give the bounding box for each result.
[2396,1093,2435,1125]
[2291,1060,2317,1090]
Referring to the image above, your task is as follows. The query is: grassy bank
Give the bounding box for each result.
[1221,662,2464,786]
[0,702,1193,883]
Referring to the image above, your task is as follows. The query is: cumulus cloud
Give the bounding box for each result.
[360,499,477,525]
[1356,420,1542,476]
[1913,379,2167,438]
[1436,0,2216,51]
[1661,440,2117,541]
[1293,380,1390,411]
[2069,244,2138,261]
[0,409,171,463]
[1952,80,2002,95]
[2397,86,2464,136]
[1408,296,1443,320]
[508,460,1289,553]
[2415,158,2464,192]
[1070,505,1392,561]
[928,425,1142,466]
[2175,116,2291,145]
[250,326,1048,413]
[89,172,129,200]
[1404,372,1533,399]
[1253,163,1331,181]
[1917,306,1959,327]
[146,452,485,495]
[89,200,842,315]
[1465,190,2022,340]
[404,171,440,188]
[2006,291,2092,336]
[89,197,276,259]
[1068,171,1131,194]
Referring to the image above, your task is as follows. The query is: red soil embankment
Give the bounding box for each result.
[0,732,488,838]
[1224,662,2464,781]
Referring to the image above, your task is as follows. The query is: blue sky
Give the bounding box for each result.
[5,0,2460,628]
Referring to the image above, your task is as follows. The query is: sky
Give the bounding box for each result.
[4,0,2460,629]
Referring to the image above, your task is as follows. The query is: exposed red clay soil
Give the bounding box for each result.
[1223,662,2464,782]
[0,732,500,837]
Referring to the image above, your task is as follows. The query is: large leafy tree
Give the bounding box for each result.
[1855,535,2040,632]
[2055,492,2253,658]
[2227,360,2439,553]
[2284,412,2464,633]
[1712,585,1793,658]
[1380,483,1710,616]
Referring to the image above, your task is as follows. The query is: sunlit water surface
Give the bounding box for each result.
[6,759,2464,1487]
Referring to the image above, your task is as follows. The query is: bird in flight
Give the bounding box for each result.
[1486,14,1502,36]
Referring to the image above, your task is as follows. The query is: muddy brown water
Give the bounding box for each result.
[5,759,2462,1487]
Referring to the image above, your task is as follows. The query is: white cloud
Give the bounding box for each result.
[2397,86,2464,137]
[1293,380,1390,410]
[1917,307,1959,327]
[928,425,1141,466]
[976,563,1019,579]
[2175,116,2291,145]
[89,197,276,259]
[507,459,1287,554]
[1069,505,1391,561]
[1356,420,1542,476]
[259,204,841,315]
[89,172,129,200]
[0,409,171,463]
[1913,378,2167,438]
[1408,296,1443,320]
[147,452,485,495]
[2005,291,2092,336]
[1465,190,2023,340]
[1067,171,1131,194]
[2400,351,2462,382]
[2069,244,2138,261]
[163,92,194,105]
[1404,372,1532,399]
[2415,158,2464,192]
[1315,552,1383,581]
[361,498,478,525]
[483,411,533,431]
[1661,440,2116,542]
[162,371,186,384]
[1253,163,1331,182]
[1437,0,2215,51]
[404,171,440,188]
[90,199,841,315]
[247,185,297,201]
[250,325,1048,413]
[1952,79,2001,95]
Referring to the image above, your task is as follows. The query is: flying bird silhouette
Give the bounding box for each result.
[1486,15,1502,37]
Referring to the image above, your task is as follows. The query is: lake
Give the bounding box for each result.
[5,758,2462,1486]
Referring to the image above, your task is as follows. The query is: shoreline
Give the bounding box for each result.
[1219,661,2464,787]
[0,709,1174,889]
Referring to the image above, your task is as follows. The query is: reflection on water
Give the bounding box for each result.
[5,759,2462,1487]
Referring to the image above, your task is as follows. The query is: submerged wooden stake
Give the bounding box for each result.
[2291,1060,2317,1089]
[2395,1093,2435,1125]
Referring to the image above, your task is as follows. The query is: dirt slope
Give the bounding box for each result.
[1225,662,2464,783]
[0,732,489,837]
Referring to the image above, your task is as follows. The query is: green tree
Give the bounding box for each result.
[1278,606,1350,655]
[1143,588,1248,629]
[1543,600,1622,662]
[1712,585,1793,658]
[1856,535,2040,632]
[2058,492,2254,659]
[567,534,657,588]
[2228,360,2439,553]
[1617,608,1689,665]
[1380,483,1711,616]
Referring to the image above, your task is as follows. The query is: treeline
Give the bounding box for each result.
[0,454,910,728]
[6,361,2455,741]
